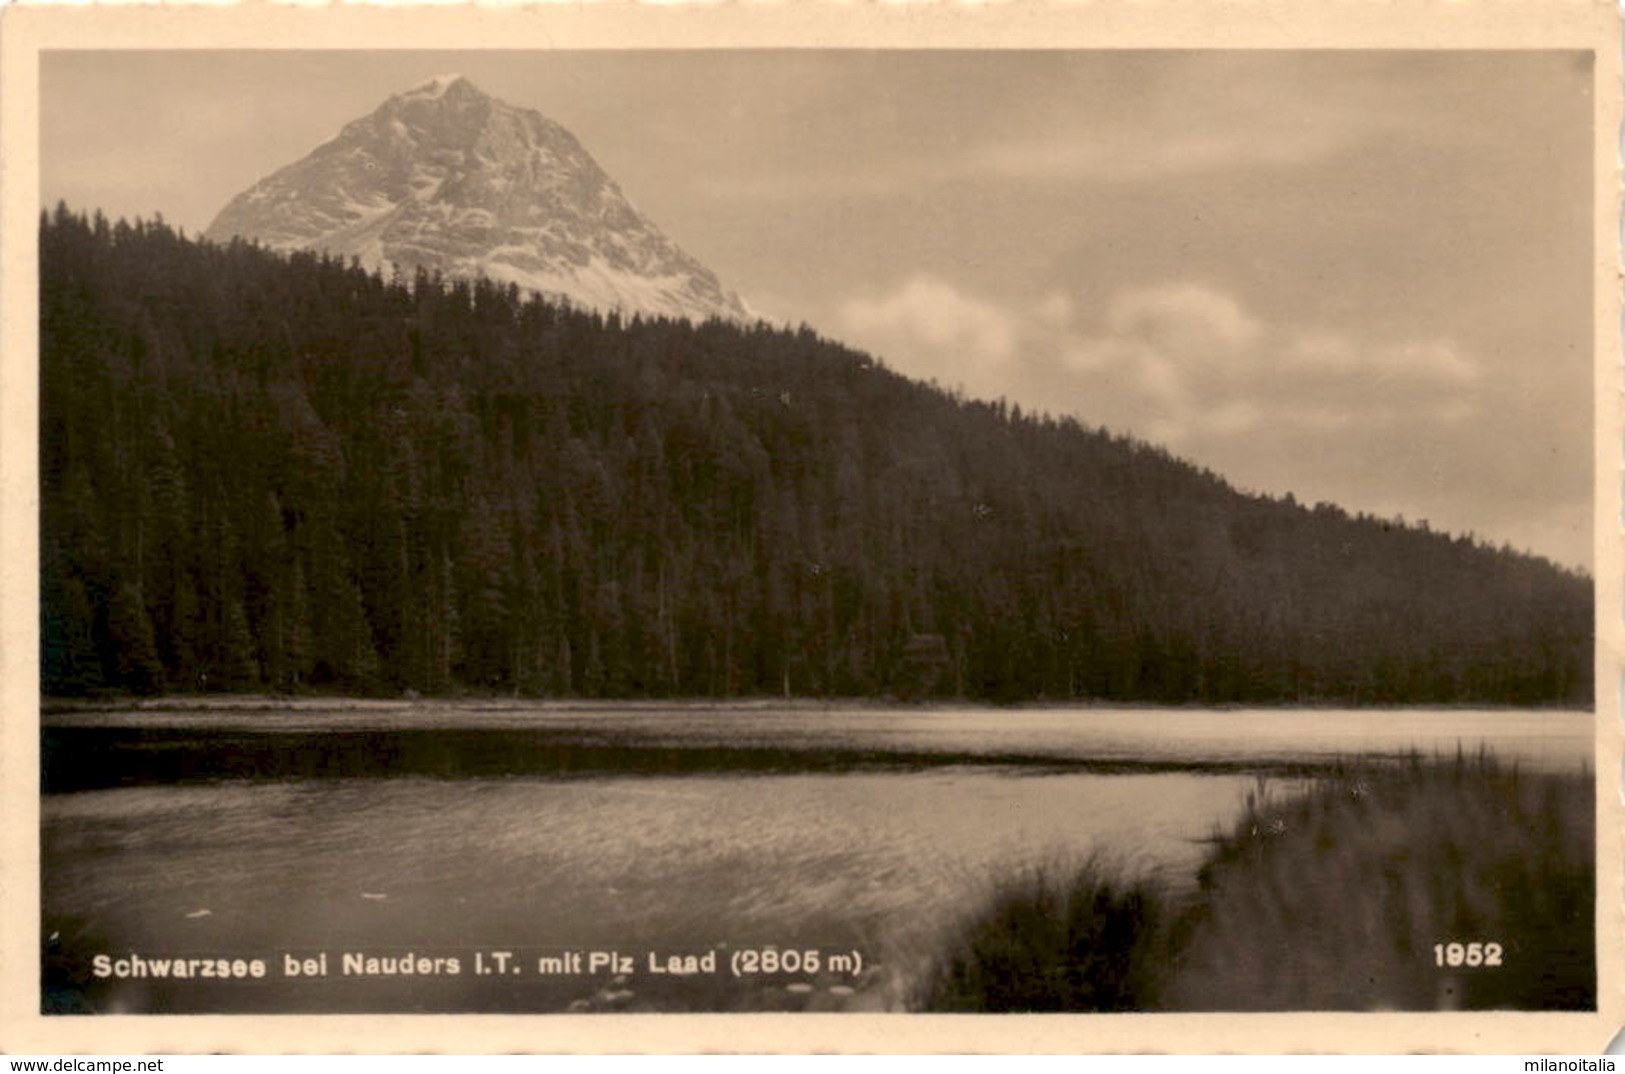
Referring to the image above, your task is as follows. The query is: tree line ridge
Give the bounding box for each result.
[39,206,1593,705]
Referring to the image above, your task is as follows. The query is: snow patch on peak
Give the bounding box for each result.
[402,74,468,100]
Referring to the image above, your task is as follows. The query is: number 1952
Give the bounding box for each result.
[1433,942,1503,968]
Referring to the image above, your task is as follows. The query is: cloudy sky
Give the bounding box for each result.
[41,50,1595,570]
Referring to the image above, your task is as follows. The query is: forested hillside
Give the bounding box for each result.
[39,207,1593,704]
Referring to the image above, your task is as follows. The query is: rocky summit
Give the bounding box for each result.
[205,75,751,324]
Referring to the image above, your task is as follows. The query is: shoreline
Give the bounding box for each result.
[39,692,1597,718]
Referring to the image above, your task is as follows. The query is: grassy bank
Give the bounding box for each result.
[915,753,1594,1011]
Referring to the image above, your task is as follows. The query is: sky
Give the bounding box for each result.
[40,50,1596,570]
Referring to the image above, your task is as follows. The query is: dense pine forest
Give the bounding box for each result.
[39,207,1593,704]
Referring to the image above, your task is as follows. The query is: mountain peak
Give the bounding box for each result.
[399,73,474,100]
[203,78,751,324]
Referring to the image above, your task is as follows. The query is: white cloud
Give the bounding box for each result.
[1034,291,1074,327]
[836,275,1019,393]
[1287,333,1477,384]
[1053,282,1481,444]
[836,275,1481,448]
[1374,340,1479,384]
[1206,399,1266,437]
[1106,282,1262,358]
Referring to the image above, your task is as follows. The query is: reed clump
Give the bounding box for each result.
[917,753,1594,1012]
[913,855,1166,1011]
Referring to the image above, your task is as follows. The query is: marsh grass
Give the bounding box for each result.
[1168,751,1594,1010]
[918,753,1594,1012]
[912,855,1167,1011]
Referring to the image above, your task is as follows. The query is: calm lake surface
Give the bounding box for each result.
[41,702,1592,1013]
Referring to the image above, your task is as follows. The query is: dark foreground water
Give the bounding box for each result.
[40,702,1592,1014]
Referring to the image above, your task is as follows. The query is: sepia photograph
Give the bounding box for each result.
[2,1,1618,1055]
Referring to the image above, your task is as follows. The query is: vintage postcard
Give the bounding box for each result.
[0,0,1619,1055]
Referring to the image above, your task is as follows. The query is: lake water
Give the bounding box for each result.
[40,702,1592,1014]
